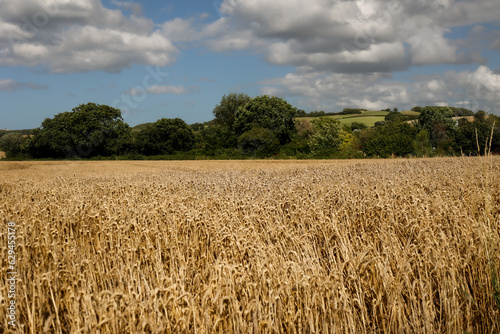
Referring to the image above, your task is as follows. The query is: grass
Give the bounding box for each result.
[1,158,499,333]
[298,110,391,127]
[298,115,386,127]
[401,110,421,116]
[298,110,421,128]
[335,116,386,127]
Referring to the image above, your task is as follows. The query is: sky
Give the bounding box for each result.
[1,0,500,130]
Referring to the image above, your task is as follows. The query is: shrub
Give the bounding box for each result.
[238,127,280,157]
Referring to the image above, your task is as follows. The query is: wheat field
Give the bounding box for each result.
[1,158,499,333]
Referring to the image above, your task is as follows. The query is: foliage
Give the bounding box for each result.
[135,118,194,155]
[418,106,457,153]
[277,141,311,158]
[9,99,500,160]
[350,122,367,131]
[213,93,252,131]
[359,122,418,157]
[413,129,432,157]
[238,127,280,157]
[339,108,364,115]
[211,93,252,148]
[449,107,474,117]
[295,109,307,117]
[0,132,27,157]
[307,117,344,156]
[374,121,387,127]
[234,95,297,145]
[385,111,406,123]
[455,114,500,155]
[295,119,314,141]
[190,122,205,132]
[26,103,132,159]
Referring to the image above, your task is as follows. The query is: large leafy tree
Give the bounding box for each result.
[27,103,132,158]
[418,106,457,153]
[234,95,297,145]
[135,118,194,155]
[359,122,418,157]
[0,132,27,157]
[238,127,280,157]
[213,93,252,131]
[211,93,252,148]
[307,117,344,156]
[455,113,500,155]
[385,111,406,123]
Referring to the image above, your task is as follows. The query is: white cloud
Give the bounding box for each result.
[129,85,187,96]
[204,0,498,73]
[111,1,142,15]
[147,85,187,95]
[0,78,48,92]
[0,0,178,73]
[260,66,500,114]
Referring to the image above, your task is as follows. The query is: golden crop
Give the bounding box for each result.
[1,158,499,333]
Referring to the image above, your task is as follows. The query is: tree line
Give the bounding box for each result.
[0,94,499,159]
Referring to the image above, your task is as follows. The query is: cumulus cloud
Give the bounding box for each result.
[260,66,500,114]
[111,1,142,16]
[0,0,178,73]
[0,78,47,92]
[201,0,500,112]
[207,0,499,73]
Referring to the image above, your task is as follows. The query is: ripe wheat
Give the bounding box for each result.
[0,158,499,333]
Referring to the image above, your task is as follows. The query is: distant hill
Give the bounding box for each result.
[296,110,421,128]
[131,123,154,132]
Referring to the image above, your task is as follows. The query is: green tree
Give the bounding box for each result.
[455,113,499,155]
[135,118,194,156]
[307,117,344,156]
[385,111,406,123]
[27,103,132,158]
[238,127,280,157]
[234,95,297,145]
[418,106,456,153]
[213,93,252,131]
[350,122,367,131]
[0,132,27,157]
[359,122,418,157]
[475,110,487,121]
[413,129,432,157]
[211,93,252,148]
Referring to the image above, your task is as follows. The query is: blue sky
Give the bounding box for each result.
[1,0,499,130]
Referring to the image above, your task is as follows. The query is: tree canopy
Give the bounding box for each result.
[234,95,297,145]
[238,127,280,157]
[213,93,252,131]
[4,100,498,160]
[418,106,456,153]
[27,103,132,158]
[359,122,418,158]
[307,117,344,156]
[135,118,195,155]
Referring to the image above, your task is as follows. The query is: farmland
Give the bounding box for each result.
[297,110,419,127]
[1,158,499,333]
